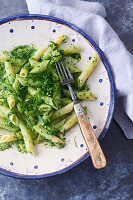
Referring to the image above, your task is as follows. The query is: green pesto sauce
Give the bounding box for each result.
[49,41,58,49]
[0,42,90,154]
[15,140,27,153]
[44,138,65,149]
[0,142,14,151]
[71,53,81,62]
[71,73,90,91]
[0,62,5,79]
[10,45,36,61]
[29,70,56,96]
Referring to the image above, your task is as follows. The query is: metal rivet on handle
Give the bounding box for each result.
[81,116,86,122]
[90,138,94,143]
[89,134,94,143]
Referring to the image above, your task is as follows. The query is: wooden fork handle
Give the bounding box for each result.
[74,103,107,169]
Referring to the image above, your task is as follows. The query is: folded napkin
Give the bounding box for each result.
[26,0,133,139]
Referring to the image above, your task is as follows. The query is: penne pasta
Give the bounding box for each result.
[32,46,48,61]
[20,67,29,78]
[0,105,18,126]
[78,54,97,88]
[63,89,96,101]
[34,125,64,145]
[43,35,66,59]
[7,93,16,109]
[62,45,81,55]
[0,54,8,62]
[13,78,20,91]
[4,61,15,83]
[0,36,98,155]
[18,120,35,155]
[0,132,22,143]
[51,102,74,120]
[0,117,19,132]
[60,114,78,133]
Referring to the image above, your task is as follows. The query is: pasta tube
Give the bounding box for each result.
[54,119,66,129]
[0,54,8,62]
[78,54,97,87]
[60,98,72,106]
[28,87,38,96]
[29,58,39,68]
[0,105,18,126]
[51,102,74,120]
[75,90,96,101]
[0,99,6,105]
[38,104,51,113]
[7,93,15,109]
[43,35,66,59]
[18,120,35,155]
[66,62,81,74]
[29,53,62,74]
[60,114,77,133]
[0,117,19,132]
[4,61,15,83]
[12,65,22,74]
[62,46,81,55]
[0,132,22,143]
[29,60,50,73]
[32,46,48,61]
[28,87,58,109]
[13,78,20,91]
[20,67,28,78]
[16,75,40,86]
[34,125,64,144]
[63,89,96,101]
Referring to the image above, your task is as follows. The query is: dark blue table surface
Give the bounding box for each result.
[0,0,133,199]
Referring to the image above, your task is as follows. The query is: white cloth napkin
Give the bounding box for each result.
[26,0,133,139]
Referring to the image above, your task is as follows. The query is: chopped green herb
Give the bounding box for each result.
[0,39,97,156]
[71,53,81,62]
[74,136,78,148]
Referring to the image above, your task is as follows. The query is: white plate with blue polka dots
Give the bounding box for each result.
[0,15,114,178]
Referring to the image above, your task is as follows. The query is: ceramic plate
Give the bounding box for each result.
[0,15,114,179]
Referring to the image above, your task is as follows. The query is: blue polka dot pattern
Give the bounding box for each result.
[80,144,84,148]
[100,102,104,106]
[61,158,64,162]
[93,125,97,129]
[34,165,38,169]
[31,26,35,29]
[72,39,75,42]
[10,162,13,166]
[89,56,92,60]
[10,29,14,33]
[99,79,103,83]
[53,29,56,33]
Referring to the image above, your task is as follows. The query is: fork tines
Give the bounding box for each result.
[55,59,74,85]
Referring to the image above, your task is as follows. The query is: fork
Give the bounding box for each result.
[55,59,107,169]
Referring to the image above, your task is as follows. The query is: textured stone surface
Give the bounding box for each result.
[0,0,133,200]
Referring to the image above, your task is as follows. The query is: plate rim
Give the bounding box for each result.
[0,14,115,179]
